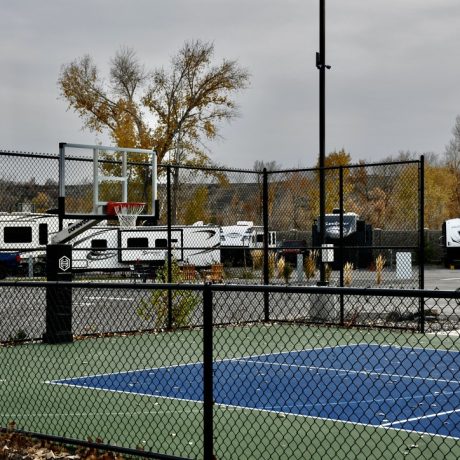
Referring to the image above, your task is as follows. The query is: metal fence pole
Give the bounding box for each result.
[419,155,425,333]
[317,0,329,285]
[262,168,270,321]
[203,282,214,460]
[166,165,173,329]
[339,166,344,326]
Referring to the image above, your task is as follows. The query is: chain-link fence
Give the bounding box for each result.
[0,150,424,289]
[1,280,460,459]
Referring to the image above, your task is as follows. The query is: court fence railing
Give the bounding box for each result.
[1,280,460,459]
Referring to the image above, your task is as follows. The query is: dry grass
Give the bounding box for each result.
[375,254,386,285]
[251,250,275,278]
[304,250,318,280]
[251,250,263,270]
[343,262,354,286]
[277,256,285,278]
[268,252,276,278]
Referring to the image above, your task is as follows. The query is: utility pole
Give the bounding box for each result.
[316,0,331,284]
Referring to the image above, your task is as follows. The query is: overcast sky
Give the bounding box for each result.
[1,0,460,169]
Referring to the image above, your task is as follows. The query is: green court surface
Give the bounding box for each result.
[1,324,460,460]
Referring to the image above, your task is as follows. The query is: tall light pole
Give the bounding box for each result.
[316,0,331,284]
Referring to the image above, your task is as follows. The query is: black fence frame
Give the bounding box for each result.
[1,279,457,459]
[0,150,424,288]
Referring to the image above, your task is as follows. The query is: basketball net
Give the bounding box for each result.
[114,203,145,227]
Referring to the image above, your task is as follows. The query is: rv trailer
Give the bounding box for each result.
[442,218,460,268]
[0,212,220,274]
[68,222,221,271]
[0,212,60,275]
[220,221,277,266]
[312,211,373,269]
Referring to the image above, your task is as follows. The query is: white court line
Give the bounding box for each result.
[267,389,459,413]
[381,407,460,427]
[243,359,460,386]
[44,342,460,442]
[47,382,204,405]
[214,402,460,441]
[48,342,367,384]
[368,342,460,355]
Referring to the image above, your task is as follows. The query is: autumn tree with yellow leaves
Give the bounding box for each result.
[58,41,249,221]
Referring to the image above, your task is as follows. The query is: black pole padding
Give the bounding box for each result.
[43,244,73,344]
[203,282,214,460]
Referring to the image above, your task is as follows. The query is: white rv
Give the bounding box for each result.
[442,218,460,268]
[70,222,221,271]
[220,221,276,266]
[0,212,220,274]
[0,212,60,275]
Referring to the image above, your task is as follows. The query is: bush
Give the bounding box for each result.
[136,258,200,329]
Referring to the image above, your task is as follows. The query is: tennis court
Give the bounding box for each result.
[49,343,460,440]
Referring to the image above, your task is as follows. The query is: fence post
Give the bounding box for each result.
[339,166,345,326]
[419,155,425,333]
[203,282,214,460]
[262,168,270,321]
[43,244,73,344]
[166,165,173,329]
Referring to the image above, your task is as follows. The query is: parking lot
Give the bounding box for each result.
[424,267,460,290]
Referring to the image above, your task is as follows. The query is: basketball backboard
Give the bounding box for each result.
[56,143,158,222]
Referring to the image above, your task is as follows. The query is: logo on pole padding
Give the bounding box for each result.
[58,256,71,272]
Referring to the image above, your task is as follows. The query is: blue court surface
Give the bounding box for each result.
[51,344,460,439]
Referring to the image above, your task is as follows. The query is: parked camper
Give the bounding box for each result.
[220,221,277,266]
[442,218,460,268]
[0,212,220,274]
[70,222,221,271]
[312,211,373,269]
[0,212,59,275]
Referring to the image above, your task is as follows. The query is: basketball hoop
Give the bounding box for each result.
[106,201,145,227]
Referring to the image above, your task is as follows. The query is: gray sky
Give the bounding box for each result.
[1,0,460,169]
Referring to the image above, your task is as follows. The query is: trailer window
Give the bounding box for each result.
[256,234,264,243]
[4,226,32,243]
[39,223,48,245]
[91,239,107,249]
[127,237,149,248]
[155,238,178,248]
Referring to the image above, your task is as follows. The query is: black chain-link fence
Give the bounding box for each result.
[1,149,459,459]
[0,151,424,289]
[1,280,460,459]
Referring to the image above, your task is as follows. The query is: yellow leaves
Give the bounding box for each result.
[183,186,210,224]
[203,120,216,139]
[424,165,456,228]
[31,192,52,213]
[323,148,352,168]
[58,41,250,180]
